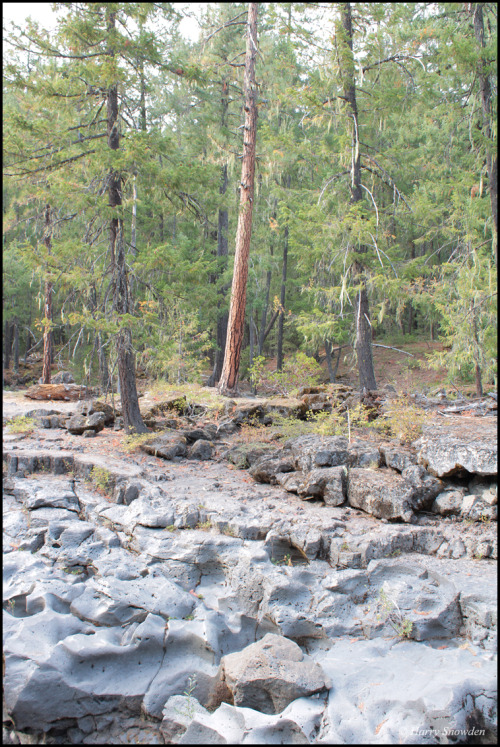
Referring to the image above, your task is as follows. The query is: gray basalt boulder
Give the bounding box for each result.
[285,435,349,472]
[380,444,416,472]
[249,452,295,484]
[75,399,115,425]
[215,633,331,715]
[347,440,382,468]
[180,427,214,443]
[348,467,416,522]
[277,466,347,506]
[188,439,214,460]
[461,495,497,522]
[400,464,443,510]
[66,412,106,435]
[264,397,308,420]
[140,430,187,460]
[416,433,497,477]
[431,490,465,516]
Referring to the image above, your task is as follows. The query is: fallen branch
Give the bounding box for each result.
[372,344,414,357]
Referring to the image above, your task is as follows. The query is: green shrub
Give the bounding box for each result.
[89,466,112,492]
[6,415,36,434]
[248,352,322,396]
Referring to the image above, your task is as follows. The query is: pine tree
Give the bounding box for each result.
[218,3,259,395]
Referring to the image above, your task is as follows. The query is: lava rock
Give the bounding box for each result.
[249,452,295,484]
[348,467,415,522]
[285,435,349,472]
[188,439,214,460]
[215,633,331,714]
[140,431,187,460]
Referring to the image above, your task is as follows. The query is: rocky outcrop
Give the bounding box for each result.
[2,401,497,745]
[416,429,497,478]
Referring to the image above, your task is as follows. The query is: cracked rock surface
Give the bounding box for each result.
[2,398,497,744]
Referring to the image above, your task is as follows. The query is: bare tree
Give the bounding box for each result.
[218,3,259,395]
[41,204,53,384]
[337,3,377,391]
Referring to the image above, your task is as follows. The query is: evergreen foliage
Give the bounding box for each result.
[3,3,497,400]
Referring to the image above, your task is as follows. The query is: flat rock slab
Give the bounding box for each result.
[319,637,497,743]
[416,417,497,477]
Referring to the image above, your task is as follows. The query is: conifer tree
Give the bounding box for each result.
[218,3,259,395]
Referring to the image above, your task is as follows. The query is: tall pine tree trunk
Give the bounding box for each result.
[4,320,11,370]
[471,3,497,259]
[218,3,259,395]
[106,8,146,433]
[338,3,377,391]
[13,318,19,373]
[277,178,290,371]
[41,203,53,384]
[207,150,230,386]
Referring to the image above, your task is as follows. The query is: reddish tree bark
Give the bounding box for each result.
[218,3,259,395]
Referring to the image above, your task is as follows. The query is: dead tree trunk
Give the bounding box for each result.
[218,3,259,395]
[13,318,19,373]
[106,7,146,433]
[338,3,377,391]
[471,3,497,259]
[41,204,53,385]
[4,320,11,370]
[276,178,290,371]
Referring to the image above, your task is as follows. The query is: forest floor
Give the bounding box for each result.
[3,338,478,400]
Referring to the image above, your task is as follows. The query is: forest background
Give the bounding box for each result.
[3,2,497,432]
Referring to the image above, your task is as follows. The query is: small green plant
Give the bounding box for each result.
[376,588,413,639]
[7,599,15,612]
[271,552,293,566]
[340,542,350,552]
[174,674,198,722]
[6,416,36,435]
[376,397,429,444]
[165,525,177,532]
[222,524,237,537]
[88,466,112,493]
[196,520,212,531]
[122,432,157,453]
[390,549,401,557]
[184,614,194,621]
